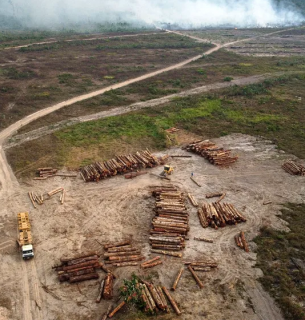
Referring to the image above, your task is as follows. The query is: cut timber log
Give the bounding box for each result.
[104,240,131,250]
[69,273,98,283]
[142,261,162,269]
[151,249,182,258]
[188,266,204,289]
[103,273,114,300]
[172,267,184,291]
[141,256,161,267]
[156,286,169,312]
[194,237,213,243]
[112,262,139,267]
[108,301,126,318]
[60,251,99,263]
[162,286,182,315]
[187,193,198,207]
[101,304,112,320]
[96,280,105,303]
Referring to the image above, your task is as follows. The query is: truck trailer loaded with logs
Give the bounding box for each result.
[17,212,34,260]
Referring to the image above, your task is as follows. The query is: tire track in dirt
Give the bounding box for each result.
[21,262,32,320]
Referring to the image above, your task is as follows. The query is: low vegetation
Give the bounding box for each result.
[254,203,305,320]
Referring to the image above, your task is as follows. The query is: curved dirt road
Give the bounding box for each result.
[2,32,164,50]
[7,71,304,150]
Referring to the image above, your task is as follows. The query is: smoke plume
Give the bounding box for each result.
[0,0,304,29]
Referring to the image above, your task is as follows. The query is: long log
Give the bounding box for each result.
[156,286,169,312]
[108,255,143,262]
[69,273,99,283]
[112,262,139,267]
[104,251,140,258]
[240,231,249,252]
[104,240,131,250]
[145,282,165,310]
[101,304,112,320]
[141,256,161,267]
[142,261,163,269]
[67,255,99,266]
[60,251,99,263]
[143,284,156,310]
[172,267,184,291]
[108,301,126,318]
[57,260,99,272]
[103,273,114,300]
[107,245,133,253]
[96,280,105,303]
[151,249,182,258]
[162,286,182,315]
[188,266,204,289]
[194,237,213,243]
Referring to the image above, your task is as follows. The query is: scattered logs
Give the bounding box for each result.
[80,150,165,182]
[29,187,66,207]
[54,252,100,283]
[198,202,246,229]
[185,140,238,166]
[103,240,143,267]
[235,231,249,252]
[150,186,189,257]
[282,160,305,176]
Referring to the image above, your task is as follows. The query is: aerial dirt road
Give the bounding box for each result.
[2,32,163,50]
[0,27,301,320]
[7,70,304,150]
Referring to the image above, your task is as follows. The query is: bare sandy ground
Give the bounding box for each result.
[1,133,305,319]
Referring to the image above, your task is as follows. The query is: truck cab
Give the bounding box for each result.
[21,244,34,260]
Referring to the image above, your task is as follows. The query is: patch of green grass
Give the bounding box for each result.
[254,203,305,320]
[2,67,36,80]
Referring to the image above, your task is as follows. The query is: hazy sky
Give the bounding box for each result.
[1,0,303,28]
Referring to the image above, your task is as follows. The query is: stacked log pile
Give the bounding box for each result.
[282,160,305,176]
[198,202,246,229]
[185,140,238,166]
[103,240,144,267]
[80,150,165,182]
[53,252,100,283]
[150,186,189,257]
[35,167,58,180]
[234,231,249,252]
